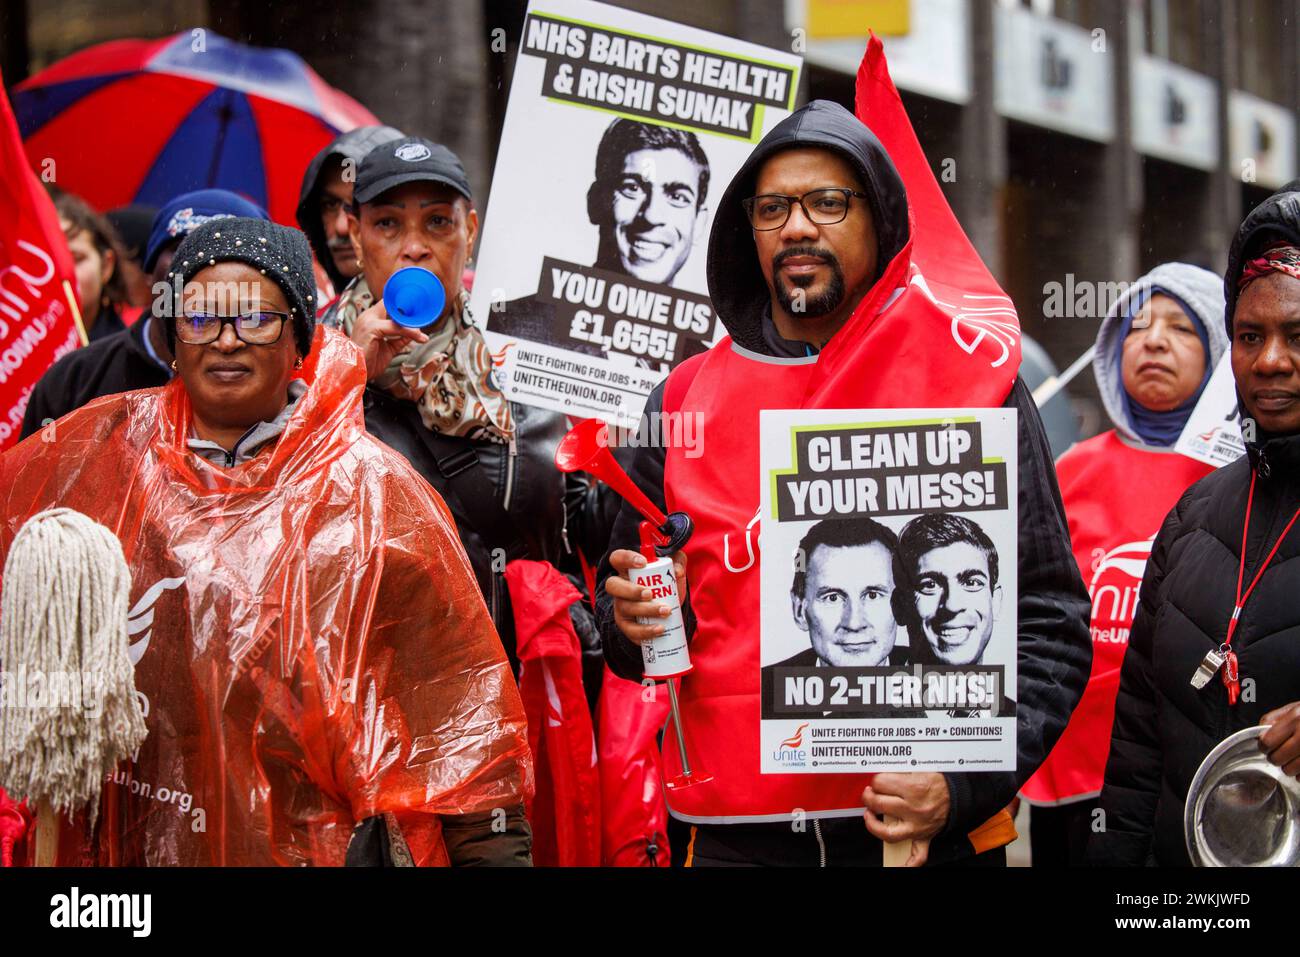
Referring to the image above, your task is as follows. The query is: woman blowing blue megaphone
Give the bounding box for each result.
[382,266,447,328]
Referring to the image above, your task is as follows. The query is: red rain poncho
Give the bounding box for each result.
[506,559,600,866]
[0,327,532,866]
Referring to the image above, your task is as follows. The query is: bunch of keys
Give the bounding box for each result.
[1190,643,1241,705]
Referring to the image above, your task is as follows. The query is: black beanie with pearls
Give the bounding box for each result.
[166,217,317,356]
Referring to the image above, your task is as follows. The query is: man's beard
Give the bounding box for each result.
[772,246,846,318]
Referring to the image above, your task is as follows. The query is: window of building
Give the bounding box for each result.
[1143,0,1206,71]
[998,0,1104,28]
[1051,0,1105,30]
[1236,0,1289,103]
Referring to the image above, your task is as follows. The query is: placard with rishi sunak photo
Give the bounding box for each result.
[470,0,802,424]
[759,406,1019,774]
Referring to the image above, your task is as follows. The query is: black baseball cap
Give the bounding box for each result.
[353,135,473,206]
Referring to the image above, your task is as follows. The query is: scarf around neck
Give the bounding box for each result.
[332,275,514,443]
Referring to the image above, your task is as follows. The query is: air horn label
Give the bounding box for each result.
[629,557,690,678]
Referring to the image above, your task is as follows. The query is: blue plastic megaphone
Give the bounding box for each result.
[383,266,446,328]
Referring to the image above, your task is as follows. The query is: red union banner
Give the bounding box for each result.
[0,66,83,450]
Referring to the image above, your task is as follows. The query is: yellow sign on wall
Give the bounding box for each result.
[806,0,911,38]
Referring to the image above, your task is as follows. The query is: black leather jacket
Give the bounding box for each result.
[361,387,607,704]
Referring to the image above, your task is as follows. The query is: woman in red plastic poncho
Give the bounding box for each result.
[1,219,533,866]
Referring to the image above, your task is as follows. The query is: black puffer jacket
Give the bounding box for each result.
[1091,180,1300,866]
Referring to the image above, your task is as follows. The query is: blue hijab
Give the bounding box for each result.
[1114,287,1214,447]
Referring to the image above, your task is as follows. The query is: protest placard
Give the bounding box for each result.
[759,407,1018,774]
[469,0,802,423]
[1175,351,1246,468]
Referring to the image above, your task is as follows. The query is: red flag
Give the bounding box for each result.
[853,33,1020,371]
[0,65,85,450]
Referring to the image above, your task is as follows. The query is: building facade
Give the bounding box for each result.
[4,0,1296,436]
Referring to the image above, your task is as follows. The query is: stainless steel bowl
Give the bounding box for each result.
[1185,725,1300,867]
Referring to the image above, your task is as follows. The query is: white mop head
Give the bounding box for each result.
[0,508,146,822]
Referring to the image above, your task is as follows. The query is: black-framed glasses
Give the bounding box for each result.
[741,188,869,231]
[176,312,289,346]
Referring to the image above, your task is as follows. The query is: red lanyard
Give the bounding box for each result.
[1221,468,1300,704]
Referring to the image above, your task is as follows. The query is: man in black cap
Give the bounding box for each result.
[295,125,403,302]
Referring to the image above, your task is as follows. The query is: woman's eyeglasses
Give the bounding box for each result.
[176,312,289,346]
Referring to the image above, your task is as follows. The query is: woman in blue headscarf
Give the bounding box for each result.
[1020,262,1228,866]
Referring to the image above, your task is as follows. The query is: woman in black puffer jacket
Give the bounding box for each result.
[1090,181,1300,866]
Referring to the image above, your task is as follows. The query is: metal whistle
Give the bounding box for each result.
[1190,648,1226,690]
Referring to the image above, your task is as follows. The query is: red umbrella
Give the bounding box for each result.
[14,32,378,225]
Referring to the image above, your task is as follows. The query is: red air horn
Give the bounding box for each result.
[555,418,711,790]
[554,418,694,555]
